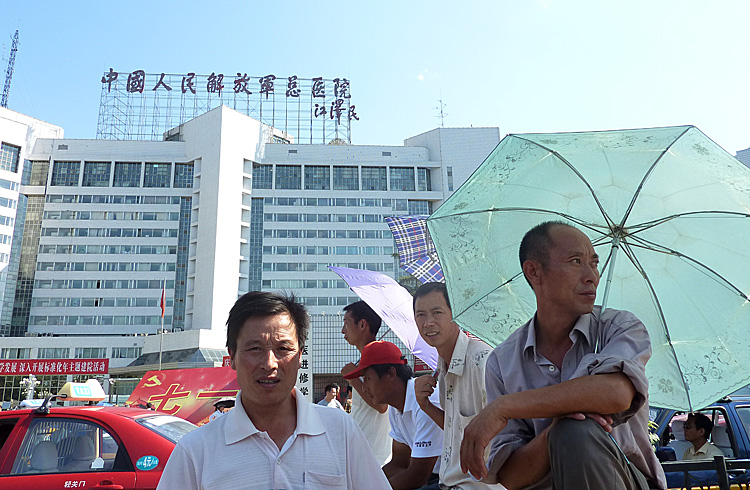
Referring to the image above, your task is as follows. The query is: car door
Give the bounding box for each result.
[0,414,137,490]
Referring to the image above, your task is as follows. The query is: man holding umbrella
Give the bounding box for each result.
[460,222,666,489]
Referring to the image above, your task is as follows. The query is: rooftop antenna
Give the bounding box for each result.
[1,30,19,108]
[435,98,448,127]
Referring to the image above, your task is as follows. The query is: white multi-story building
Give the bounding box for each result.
[0,105,500,401]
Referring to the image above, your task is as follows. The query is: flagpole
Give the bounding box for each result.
[159,279,165,370]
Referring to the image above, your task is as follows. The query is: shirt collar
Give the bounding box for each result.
[398,378,418,415]
[225,387,325,445]
[441,330,469,376]
[523,312,593,359]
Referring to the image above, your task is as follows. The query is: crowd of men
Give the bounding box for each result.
[157,222,678,489]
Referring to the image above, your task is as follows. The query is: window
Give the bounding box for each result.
[446,166,454,191]
[0,143,20,172]
[333,166,359,190]
[37,348,70,359]
[111,347,142,358]
[304,166,330,190]
[252,163,273,189]
[408,200,432,215]
[362,167,387,191]
[75,347,107,358]
[11,418,126,474]
[29,161,49,186]
[173,163,193,188]
[390,167,415,191]
[417,168,432,191]
[144,163,171,188]
[0,348,31,359]
[113,162,141,187]
[275,165,301,190]
[82,162,111,187]
[51,161,81,186]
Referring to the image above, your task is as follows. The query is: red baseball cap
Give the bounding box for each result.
[343,341,407,379]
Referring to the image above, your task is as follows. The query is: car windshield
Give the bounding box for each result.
[137,415,197,443]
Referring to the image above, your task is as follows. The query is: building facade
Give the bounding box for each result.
[0,105,500,402]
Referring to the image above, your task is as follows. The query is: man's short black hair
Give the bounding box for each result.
[519,221,576,286]
[413,282,451,312]
[226,291,309,353]
[343,300,382,336]
[324,383,340,394]
[369,360,413,384]
[688,413,714,440]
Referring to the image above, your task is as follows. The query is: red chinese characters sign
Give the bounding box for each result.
[0,359,108,375]
[126,367,239,426]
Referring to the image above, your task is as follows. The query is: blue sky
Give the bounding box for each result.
[2,1,750,152]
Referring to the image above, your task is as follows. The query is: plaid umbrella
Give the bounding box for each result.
[385,215,444,283]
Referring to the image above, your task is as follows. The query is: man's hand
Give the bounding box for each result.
[565,412,613,432]
[341,362,358,377]
[414,375,437,412]
[460,400,508,480]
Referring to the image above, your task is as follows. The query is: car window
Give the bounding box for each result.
[666,408,735,459]
[736,406,750,440]
[10,417,125,474]
[136,414,196,444]
[0,418,20,452]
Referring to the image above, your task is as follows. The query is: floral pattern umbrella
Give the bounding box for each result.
[427,126,750,411]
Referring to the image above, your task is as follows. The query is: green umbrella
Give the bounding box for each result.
[427,126,750,411]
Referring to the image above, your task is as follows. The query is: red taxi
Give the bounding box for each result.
[0,401,196,489]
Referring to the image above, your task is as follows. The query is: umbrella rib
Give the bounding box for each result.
[618,240,694,411]
[618,126,693,228]
[627,210,750,235]
[623,235,749,301]
[512,136,616,230]
[456,272,524,319]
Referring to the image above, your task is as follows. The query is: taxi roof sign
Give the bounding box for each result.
[57,379,106,402]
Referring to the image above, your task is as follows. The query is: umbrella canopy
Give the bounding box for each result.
[427,125,750,411]
[329,266,438,369]
[385,215,444,283]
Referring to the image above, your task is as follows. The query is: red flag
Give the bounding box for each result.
[160,284,165,318]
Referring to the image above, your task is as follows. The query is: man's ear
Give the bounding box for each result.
[523,260,541,287]
[227,348,236,370]
[358,319,368,332]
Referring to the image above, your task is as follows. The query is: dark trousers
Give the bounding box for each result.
[548,418,651,490]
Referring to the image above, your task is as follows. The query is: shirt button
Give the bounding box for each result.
[276,459,281,465]
[548,366,555,372]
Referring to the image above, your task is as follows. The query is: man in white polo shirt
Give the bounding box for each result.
[158,291,389,490]
[345,340,443,490]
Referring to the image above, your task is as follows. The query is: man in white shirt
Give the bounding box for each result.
[413,282,493,489]
[682,413,725,461]
[345,340,443,490]
[157,291,390,490]
[317,383,345,410]
[340,300,392,464]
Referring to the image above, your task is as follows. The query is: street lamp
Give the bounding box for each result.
[20,374,41,400]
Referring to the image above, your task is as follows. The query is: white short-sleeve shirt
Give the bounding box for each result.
[388,377,443,473]
[157,388,390,490]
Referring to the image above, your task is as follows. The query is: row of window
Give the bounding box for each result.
[46,194,182,205]
[32,297,174,308]
[263,229,393,239]
[43,211,180,221]
[1,347,142,359]
[30,315,172,326]
[0,178,19,191]
[264,197,408,208]
[35,279,175,290]
[262,262,394,272]
[253,164,432,192]
[0,215,14,227]
[298,296,361,307]
[0,196,17,209]
[0,143,20,173]
[262,245,394,256]
[37,261,176,273]
[39,244,177,255]
[0,234,10,246]
[49,161,193,188]
[262,279,348,289]
[41,227,179,238]
[263,213,390,223]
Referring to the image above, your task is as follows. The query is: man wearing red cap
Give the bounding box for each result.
[344,340,443,490]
